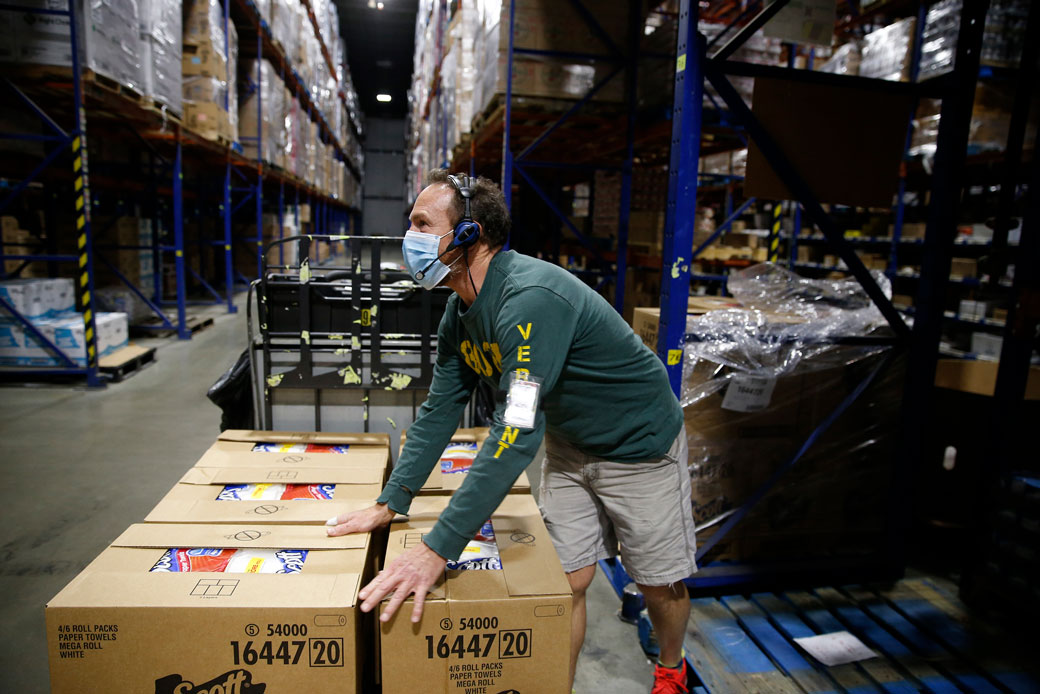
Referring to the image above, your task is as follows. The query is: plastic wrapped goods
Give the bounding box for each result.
[7,0,143,93]
[239,59,284,164]
[680,264,901,563]
[138,0,182,114]
[817,41,861,76]
[918,0,1031,81]
[859,16,916,81]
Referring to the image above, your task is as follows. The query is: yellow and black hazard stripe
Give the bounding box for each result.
[769,202,782,262]
[72,121,98,370]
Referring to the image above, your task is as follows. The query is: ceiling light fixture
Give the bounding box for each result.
[377,1,384,8]
[376,93,392,102]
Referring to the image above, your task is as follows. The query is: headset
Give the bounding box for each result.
[447,174,481,248]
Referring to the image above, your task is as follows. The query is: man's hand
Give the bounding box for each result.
[326,503,394,537]
[359,541,446,623]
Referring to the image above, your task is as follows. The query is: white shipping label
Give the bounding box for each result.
[721,375,777,412]
[503,378,540,429]
[794,631,878,667]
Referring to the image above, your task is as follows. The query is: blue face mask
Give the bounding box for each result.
[402,229,459,289]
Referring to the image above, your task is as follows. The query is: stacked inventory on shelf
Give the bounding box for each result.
[0,276,129,367]
[0,0,368,385]
[405,0,629,200]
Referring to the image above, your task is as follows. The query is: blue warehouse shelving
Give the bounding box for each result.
[0,0,365,386]
[437,0,1039,606]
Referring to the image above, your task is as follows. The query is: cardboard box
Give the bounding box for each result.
[379,495,572,694]
[184,102,235,143]
[630,298,745,351]
[1,215,18,235]
[47,523,374,694]
[934,359,1040,400]
[401,427,532,494]
[146,465,386,524]
[950,258,977,279]
[194,430,392,473]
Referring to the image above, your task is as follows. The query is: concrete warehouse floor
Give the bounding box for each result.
[0,298,658,693]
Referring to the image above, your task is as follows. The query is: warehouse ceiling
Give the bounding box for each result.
[334,0,419,123]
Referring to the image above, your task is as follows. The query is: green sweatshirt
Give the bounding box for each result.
[376,250,683,560]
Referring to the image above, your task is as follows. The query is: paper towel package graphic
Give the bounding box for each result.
[445,520,502,571]
[150,548,310,574]
[217,483,336,501]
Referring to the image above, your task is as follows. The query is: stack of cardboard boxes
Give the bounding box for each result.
[0,277,129,366]
[2,215,42,277]
[47,428,571,693]
[47,430,393,694]
[182,0,238,143]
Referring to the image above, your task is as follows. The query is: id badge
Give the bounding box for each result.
[503,371,541,429]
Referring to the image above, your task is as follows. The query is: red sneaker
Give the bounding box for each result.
[651,659,690,694]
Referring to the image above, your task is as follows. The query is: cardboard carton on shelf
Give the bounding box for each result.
[379,495,572,694]
[934,359,1040,399]
[46,523,374,694]
[1,215,18,235]
[949,258,977,280]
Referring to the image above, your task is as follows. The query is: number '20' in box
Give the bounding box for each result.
[46,523,376,693]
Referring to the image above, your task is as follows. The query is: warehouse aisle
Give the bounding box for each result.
[0,304,249,691]
[0,301,654,693]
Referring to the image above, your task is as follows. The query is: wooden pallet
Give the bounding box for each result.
[683,577,1040,693]
[83,69,145,105]
[98,343,156,382]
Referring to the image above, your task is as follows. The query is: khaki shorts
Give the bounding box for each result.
[537,427,698,586]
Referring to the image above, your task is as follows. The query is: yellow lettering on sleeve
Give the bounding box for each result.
[517,345,531,362]
[494,442,509,459]
[502,426,519,445]
[516,323,532,340]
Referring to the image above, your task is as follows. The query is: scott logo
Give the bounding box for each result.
[155,669,266,694]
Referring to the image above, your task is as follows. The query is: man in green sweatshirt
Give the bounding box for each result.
[327,171,698,694]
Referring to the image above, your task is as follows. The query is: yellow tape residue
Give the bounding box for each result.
[299,259,311,284]
[301,330,310,345]
[266,374,284,387]
[671,257,685,279]
[329,334,345,340]
[388,373,412,390]
[338,366,362,385]
[334,348,350,356]
[351,336,361,350]
[676,53,686,73]
[386,417,397,429]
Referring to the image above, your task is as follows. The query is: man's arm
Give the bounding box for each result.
[356,287,579,626]
[422,287,577,559]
